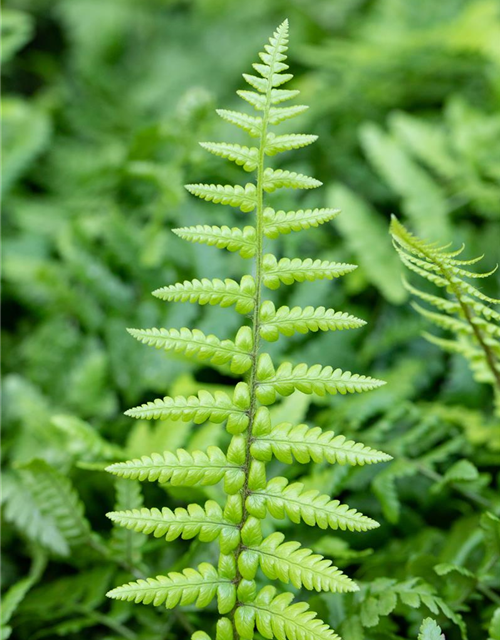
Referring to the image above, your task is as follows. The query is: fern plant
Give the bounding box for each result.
[390,216,500,410]
[105,21,390,640]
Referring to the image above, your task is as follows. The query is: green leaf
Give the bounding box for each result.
[247,476,379,532]
[216,109,262,138]
[153,275,256,314]
[107,563,228,609]
[248,532,357,593]
[418,618,445,639]
[109,479,145,567]
[128,326,252,374]
[251,422,391,466]
[262,254,357,289]
[185,182,257,212]
[259,301,365,341]
[263,168,321,192]
[199,142,259,171]
[172,224,257,258]
[265,133,317,155]
[263,207,341,238]
[106,446,243,487]
[1,9,34,63]
[255,354,385,404]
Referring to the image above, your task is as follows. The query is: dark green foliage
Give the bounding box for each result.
[2,1,499,639]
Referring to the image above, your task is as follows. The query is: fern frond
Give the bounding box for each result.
[106,446,242,487]
[124,389,249,431]
[262,254,357,289]
[256,354,385,404]
[107,563,227,609]
[107,500,239,552]
[265,133,317,155]
[263,207,340,238]
[247,476,379,532]
[127,326,253,374]
[172,225,256,258]
[259,301,365,341]
[152,275,256,314]
[236,586,340,640]
[185,183,257,212]
[263,168,321,193]
[251,422,392,466]
[199,143,259,172]
[245,532,357,593]
[215,109,262,138]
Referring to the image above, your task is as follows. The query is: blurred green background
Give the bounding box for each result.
[2,0,500,639]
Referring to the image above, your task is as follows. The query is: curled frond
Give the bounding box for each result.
[185,183,257,212]
[251,422,392,465]
[153,275,256,314]
[262,254,357,289]
[172,225,256,258]
[106,446,242,487]
[247,476,379,532]
[259,301,365,341]
[263,208,340,238]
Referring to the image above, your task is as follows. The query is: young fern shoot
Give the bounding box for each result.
[390,216,500,410]
[106,21,390,640]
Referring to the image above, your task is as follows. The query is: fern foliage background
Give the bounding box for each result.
[2,1,500,639]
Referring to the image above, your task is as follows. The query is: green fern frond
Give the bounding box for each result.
[265,133,317,155]
[263,168,321,192]
[106,21,389,636]
[153,276,256,314]
[235,586,340,640]
[391,216,500,393]
[262,254,357,289]
[251,422,392,465]
[107,501,240,552]
[259,301,365,341]
[199,142,259,171]
[127,326,253,374]
[247,476,379,532]
[185,183,257,212]
[256,354,385,404]
[106,563,227,609]
[106,446,243,487]
[244,532,358,593]
[172,225,257,258]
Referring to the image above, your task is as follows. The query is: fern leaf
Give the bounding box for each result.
[263,168,321,193]
[153,275,256,314]
[262,254,357,289]
[418,618,444,640]
[259,301,365,341]
[215,109,262,137]
[127,326,253,374]
[251,422,392,466]
[237,90,267,110]
[264,133,318,156]
[247,532,357,593]
[124,389,249,431]
[270,89,300,104]
[256,354,385,404]
[199,142,259,172]
[268,105,309,125]
[106,446,243,487]
[21,459,92,546]
[247,476,379,532]
[107,500,239,551]
[411,302,473,335]
[185,183,257,212]
[265,132,318,156]
[263,207,340,238]
[236,585,340,640]
[110,479,145,567]
[107,563,227,609]
[172,224,256,258]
